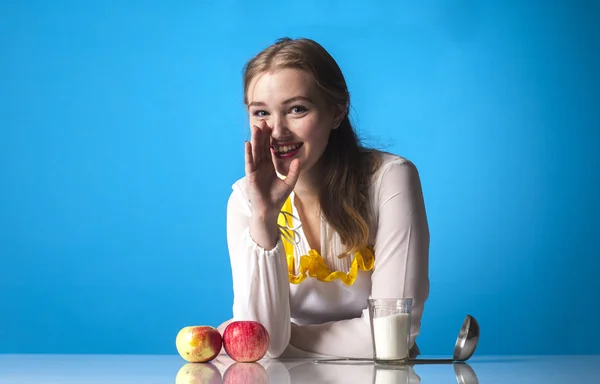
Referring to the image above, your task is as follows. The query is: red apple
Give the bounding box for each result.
[223,362,268,384]
[175,362,222,384]
[175,325,223,363]
[222,321,270,362]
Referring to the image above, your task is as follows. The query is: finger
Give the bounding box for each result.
[244,141,254,175]
[257,120,268,160]
[260,120,273,161]
[251,124,262,165]
[283,158,301,189]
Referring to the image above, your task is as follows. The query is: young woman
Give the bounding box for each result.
[221,37,430,359]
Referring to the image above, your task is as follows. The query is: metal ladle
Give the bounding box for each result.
[411,314,480,364]
[312,314,480,365]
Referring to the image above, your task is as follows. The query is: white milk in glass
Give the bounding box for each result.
[372,313,410,360]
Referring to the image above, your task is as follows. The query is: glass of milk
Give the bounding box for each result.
[368,298,412,364]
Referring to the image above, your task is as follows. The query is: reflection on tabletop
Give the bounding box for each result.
[2,355,600,383]
[178,354,479,384]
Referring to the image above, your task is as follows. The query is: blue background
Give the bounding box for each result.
[1,0,598,356]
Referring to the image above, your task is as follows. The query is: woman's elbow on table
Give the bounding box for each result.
[264,327,291,359]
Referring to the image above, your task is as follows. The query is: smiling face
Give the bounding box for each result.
[246,67,343,178]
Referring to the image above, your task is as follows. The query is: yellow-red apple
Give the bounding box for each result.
[222,321,269,362]
[175,325,223,363]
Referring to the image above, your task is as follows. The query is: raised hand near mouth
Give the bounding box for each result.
[245,119,301,250]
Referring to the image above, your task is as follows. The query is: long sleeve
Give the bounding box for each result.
[289,159,430,358]
[225,180,291,358]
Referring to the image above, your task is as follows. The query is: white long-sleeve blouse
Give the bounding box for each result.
[225,151,430,359]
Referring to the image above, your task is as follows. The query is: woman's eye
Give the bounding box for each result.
[290,106,308,114]
[252,110,268,117]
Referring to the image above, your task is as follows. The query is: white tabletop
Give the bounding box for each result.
[0,354,598,383]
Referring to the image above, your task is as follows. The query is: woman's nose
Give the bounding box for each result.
[270,116,289,138]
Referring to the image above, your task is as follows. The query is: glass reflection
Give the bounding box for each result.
[373,364,411,384]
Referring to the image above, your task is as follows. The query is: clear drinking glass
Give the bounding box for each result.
[368,298,412,364]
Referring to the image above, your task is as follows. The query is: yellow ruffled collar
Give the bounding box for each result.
[277,195,374,286]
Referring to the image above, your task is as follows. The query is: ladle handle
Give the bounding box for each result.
[409,358,455,364]
[313,357,460,365]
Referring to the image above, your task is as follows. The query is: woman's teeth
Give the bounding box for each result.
[275,144,302,154]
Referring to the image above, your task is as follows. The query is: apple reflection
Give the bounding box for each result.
[223,362,269,384]
[175,362,222,384]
